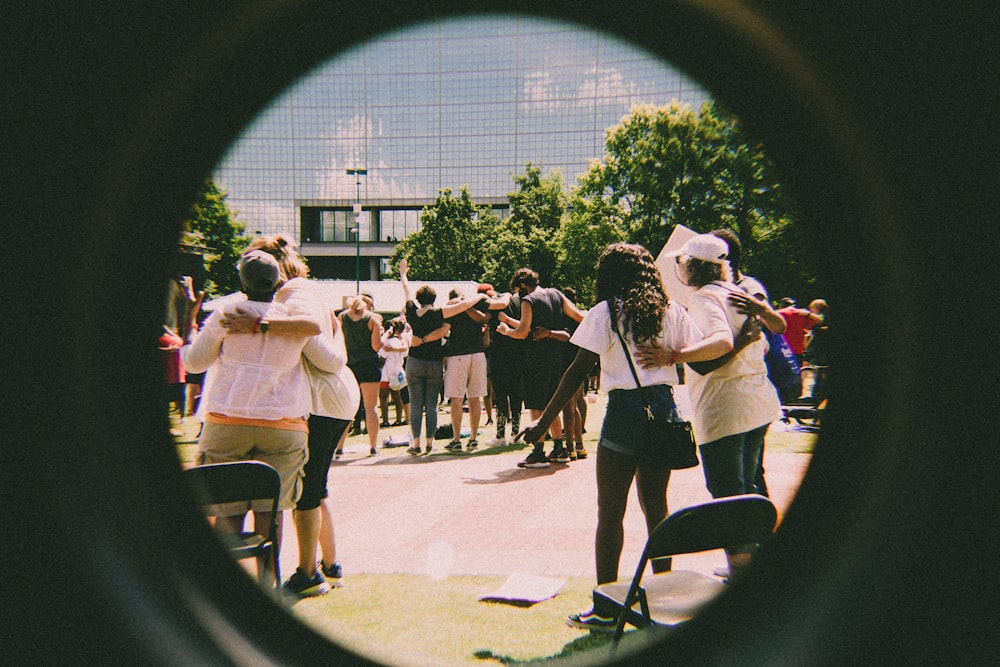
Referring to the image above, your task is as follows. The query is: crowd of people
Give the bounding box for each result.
[170,231,829,630]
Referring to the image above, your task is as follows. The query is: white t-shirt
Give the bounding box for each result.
[685,281,782,444]
[570,299,703,391]
[736,274,769,301]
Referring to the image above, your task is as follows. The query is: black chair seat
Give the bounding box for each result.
[595,569,725,628]
[603,494,777,649]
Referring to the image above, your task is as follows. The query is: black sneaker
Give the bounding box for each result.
[466,440,478,452]
[284,567,330,598]
[566,609,616,633]
[444,440,463,452]
[320,561,344,588]
[548,445,571,463]
[517,450,551,468]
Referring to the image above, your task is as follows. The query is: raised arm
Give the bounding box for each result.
[180,313,225,374]
[410,322,450,348]
[302,314,348,372]
[561,294,586,323]
[676,318,759,375]
[464,307,490,325]
[485,292,511,310]
[530,326,572,343]
[729,290,786,334]
[399,258,412,304]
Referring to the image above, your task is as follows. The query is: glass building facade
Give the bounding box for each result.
[213,15,708,279]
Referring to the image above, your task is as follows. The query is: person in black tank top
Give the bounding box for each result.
[496,267,585,467]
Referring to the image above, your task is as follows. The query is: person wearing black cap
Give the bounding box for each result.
[181,250,347,585]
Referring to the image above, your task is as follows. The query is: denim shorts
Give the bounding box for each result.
[600,385,680,467]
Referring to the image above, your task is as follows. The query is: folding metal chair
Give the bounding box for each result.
[594,494,777,648]
[183,461,282,589]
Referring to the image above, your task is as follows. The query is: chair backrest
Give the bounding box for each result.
[184,461,281,514]
[644,494,777,560]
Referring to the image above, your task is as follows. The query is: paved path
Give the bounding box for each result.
[282,390,813,583]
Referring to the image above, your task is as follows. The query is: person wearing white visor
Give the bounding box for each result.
[639,233,781,580]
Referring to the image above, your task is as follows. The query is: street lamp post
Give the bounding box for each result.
[346,168,367,292]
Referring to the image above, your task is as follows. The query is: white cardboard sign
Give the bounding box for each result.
[654,224,698,308]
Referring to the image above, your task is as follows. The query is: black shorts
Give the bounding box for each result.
[348,357,382,384]
[521,348,572,410]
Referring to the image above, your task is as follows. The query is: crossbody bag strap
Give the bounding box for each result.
[609,300,654,420]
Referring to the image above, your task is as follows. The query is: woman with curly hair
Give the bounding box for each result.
[517,242,726,632]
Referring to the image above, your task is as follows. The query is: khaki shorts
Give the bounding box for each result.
[443,352,488,399]
[196,422,308,515]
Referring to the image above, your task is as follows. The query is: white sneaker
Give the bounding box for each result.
[488,435,508,447]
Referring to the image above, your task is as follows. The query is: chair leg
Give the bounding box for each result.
[257,549,281,589]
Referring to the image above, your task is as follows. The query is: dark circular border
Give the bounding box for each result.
[11,1,988,664]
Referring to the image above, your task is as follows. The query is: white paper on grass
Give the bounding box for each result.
[654,224,698,308]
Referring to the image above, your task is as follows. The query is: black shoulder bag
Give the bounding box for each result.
[610,302,699,470]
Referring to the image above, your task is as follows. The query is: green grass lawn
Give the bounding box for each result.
[288,574,617,665]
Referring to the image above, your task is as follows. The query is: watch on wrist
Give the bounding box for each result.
[259,320,270,334]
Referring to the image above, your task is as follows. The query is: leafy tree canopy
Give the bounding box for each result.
[180,179,251,297]
[389,186,499,281]
[480,163,566,290]
[572,100,811,298]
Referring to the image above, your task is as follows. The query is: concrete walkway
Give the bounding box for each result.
[291,389,813,583]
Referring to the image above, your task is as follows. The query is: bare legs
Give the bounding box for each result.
[450,396,482,442]
[318,500,337,568]
[594,446,670,584]
[292,507,320,575]
[359,381,380,452]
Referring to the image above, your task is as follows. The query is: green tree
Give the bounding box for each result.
[573,101,809,296]
[576,102,714,254]
[554,200,623,306]
[180,179,252,297]
[390,187,499,281]
[700,103,811,298]
[481,163,565,289]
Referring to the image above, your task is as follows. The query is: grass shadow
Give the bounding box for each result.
[473,633,613,664]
